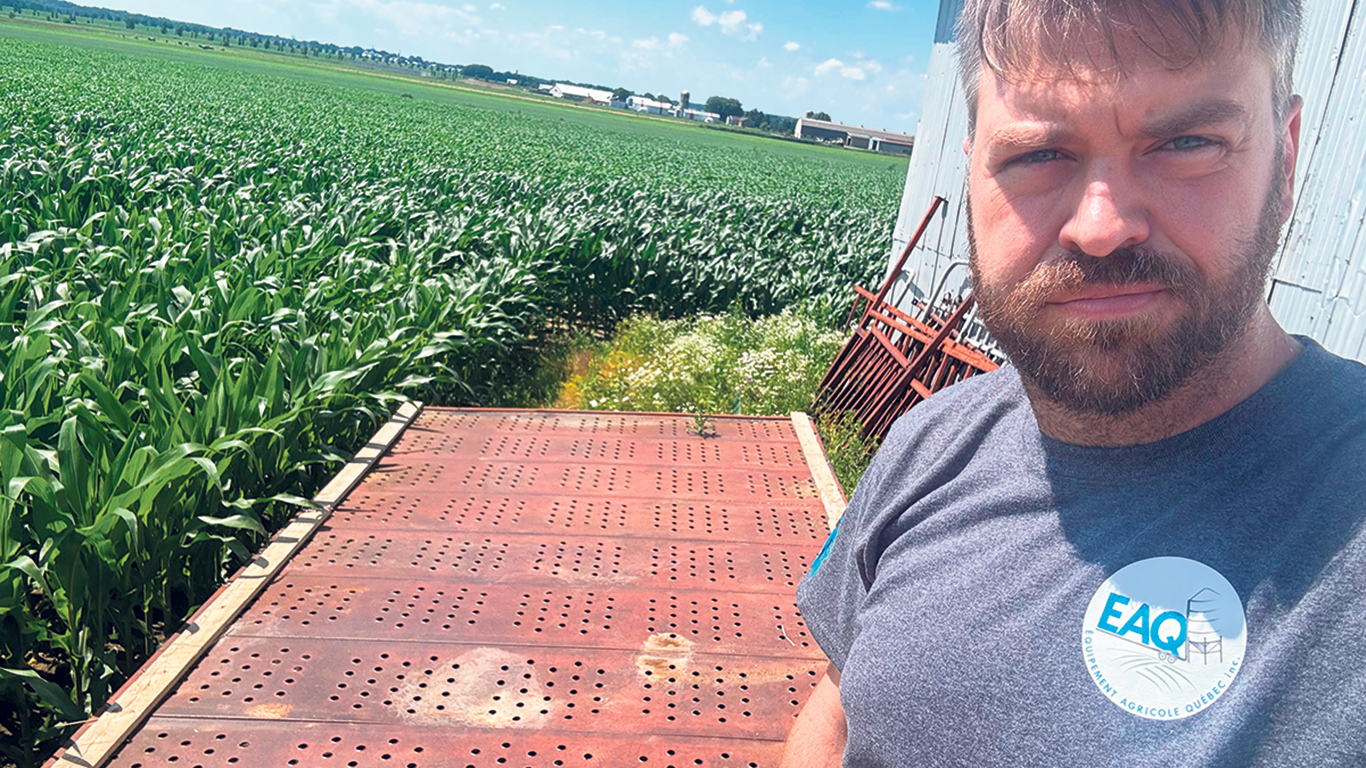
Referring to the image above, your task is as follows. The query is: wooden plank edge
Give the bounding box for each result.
[47,401,423,768]
[789,411,848,531]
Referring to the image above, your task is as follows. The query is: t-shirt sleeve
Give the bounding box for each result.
[795,372,1004,670]
[795,456,888,671]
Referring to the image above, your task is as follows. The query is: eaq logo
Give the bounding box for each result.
[1080,557,1246,721]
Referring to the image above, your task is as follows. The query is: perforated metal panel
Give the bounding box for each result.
[112,720,784,768]
[103,410,831,767]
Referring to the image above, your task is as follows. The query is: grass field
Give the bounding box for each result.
[0,18,904,765]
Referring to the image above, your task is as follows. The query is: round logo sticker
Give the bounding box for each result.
[1080,557,1246,720]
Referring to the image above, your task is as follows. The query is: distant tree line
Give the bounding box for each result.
[2,0,424,64]
[5,0,826,139]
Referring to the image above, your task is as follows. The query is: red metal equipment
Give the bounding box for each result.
[94,409,832,768]
[816,198,1000,443]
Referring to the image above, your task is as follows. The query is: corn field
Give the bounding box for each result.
[0,34,903,763]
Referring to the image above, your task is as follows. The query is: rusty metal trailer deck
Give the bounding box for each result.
[53,408,843,768]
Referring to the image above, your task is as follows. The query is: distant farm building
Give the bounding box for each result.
[549,83,612,105]
[794,117,915,156]
[677,107,720,123]
[626,96,670,115]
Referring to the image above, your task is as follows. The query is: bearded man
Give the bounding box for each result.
[783,0,1366,763]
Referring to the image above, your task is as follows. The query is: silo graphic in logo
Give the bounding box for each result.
[1080,557,1246,720]
[1186,587,1225,665]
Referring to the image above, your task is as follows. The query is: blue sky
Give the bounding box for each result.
[110,0,940,132]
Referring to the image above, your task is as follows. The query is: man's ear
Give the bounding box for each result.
[1280,95,1303,224]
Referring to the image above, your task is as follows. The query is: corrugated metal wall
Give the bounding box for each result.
[1268,0,1366,360]
[888,0,1366,362]
[884,0,972,315]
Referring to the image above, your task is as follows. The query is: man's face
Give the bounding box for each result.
[966,37,1301,414]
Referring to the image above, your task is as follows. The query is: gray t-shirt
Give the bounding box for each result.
[797,339,1366,767]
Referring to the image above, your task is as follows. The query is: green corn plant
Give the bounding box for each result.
[0,31,904,759]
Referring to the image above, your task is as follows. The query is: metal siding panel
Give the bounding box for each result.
[935,0,967,43]
[1272,0,1366,360]
[1268,281,1327,336]
[887,42,973,313]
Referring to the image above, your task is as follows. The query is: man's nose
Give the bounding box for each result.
[1057,164,1151,257]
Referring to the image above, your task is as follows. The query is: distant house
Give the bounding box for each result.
[794,117,914,156]
[549,83,612,105]
[506,78,519,86]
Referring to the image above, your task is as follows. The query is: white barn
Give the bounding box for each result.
[626,96,670,115]
[675,107,720,123]
[548,83,612,105]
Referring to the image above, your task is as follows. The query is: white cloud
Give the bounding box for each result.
[867,0,901,9]
[758,56,770,67]
[784,41,800,52]
[631,31,686,52]
[503,25,577,60]
[692,5,762,40]
[489,2,504,7]
[815,57,868,80]
[719,10,761,40]
[864,59,884,74]
[623,30,687,71]
[338,0,485,38]
[814,58,843,76]
[717,10,745,28]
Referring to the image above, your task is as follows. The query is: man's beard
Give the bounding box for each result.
[969,167,1285,415]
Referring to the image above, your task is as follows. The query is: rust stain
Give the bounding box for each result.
[642,633,693,653]
[549,569,636,585]
[393,647,551,729]
[245,703,293,719]
[636,633,694,678]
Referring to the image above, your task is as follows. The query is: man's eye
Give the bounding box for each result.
[1017,149,1061,164]
[1163,135,1215,151]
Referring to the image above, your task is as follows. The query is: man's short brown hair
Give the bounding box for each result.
[956,0,1303,133]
